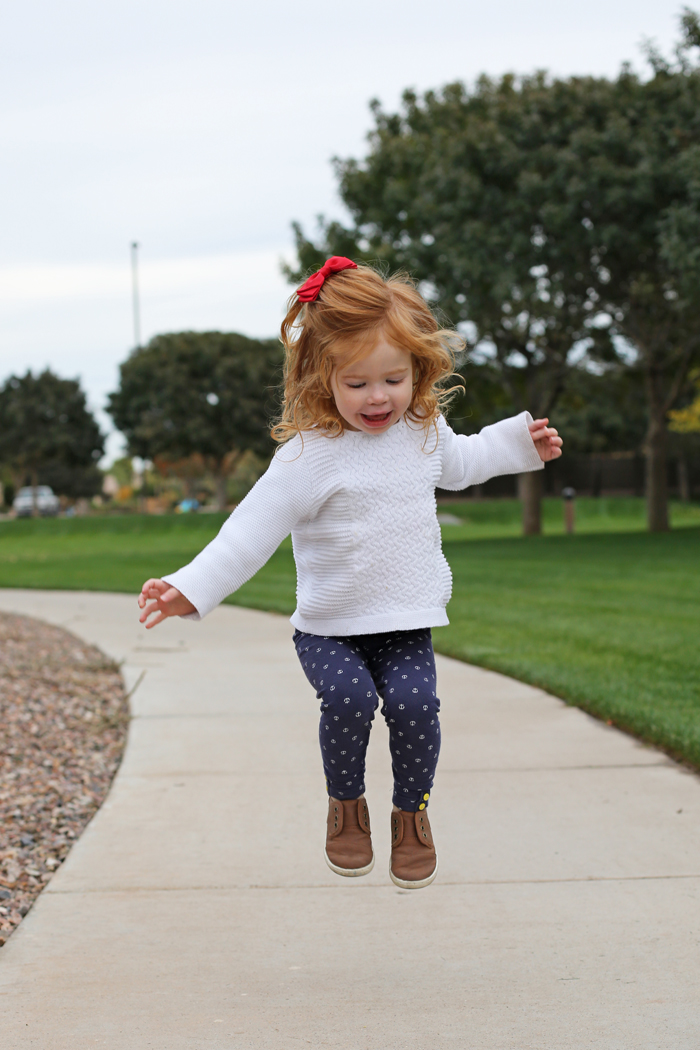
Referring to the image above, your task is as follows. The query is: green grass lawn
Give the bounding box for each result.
[1,498,699,769]
[436,528,700,769]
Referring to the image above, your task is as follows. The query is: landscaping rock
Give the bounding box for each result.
[0,613,128,946]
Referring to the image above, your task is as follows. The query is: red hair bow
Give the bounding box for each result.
[296,256,358,302]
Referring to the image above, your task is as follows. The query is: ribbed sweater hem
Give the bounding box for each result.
[289,606,450,637]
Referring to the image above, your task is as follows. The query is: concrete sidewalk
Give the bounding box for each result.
[0,589,699,1049]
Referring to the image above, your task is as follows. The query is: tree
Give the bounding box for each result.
[0,370,104,513]
[288,9,700,532]
[108,332,283,511]
[543,11,700,530]
[287,73,617,534]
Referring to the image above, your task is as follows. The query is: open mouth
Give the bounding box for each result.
[360,411,392,427]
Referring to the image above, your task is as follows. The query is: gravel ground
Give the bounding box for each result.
[0,612,128,947]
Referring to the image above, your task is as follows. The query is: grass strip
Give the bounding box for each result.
[436,528,700,770]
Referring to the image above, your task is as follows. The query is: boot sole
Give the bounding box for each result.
[324,849,375,877]
[389,854,439,890]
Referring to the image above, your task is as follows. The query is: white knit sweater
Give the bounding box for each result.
[163,412,543,636]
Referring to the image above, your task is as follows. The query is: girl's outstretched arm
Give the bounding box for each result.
[437,411,545,491]
[138,578,196,629]
[140,433,320,622]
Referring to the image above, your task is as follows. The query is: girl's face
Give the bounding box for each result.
[330,336,413,434]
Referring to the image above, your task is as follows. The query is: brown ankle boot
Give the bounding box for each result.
[325,796,374,877]
[390,808,438,888]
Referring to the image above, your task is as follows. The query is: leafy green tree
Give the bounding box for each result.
[541,11,700,529]
[0,370,104,513]
[288,9,700,532]
[108,332,283,511]
[287,73,617,533]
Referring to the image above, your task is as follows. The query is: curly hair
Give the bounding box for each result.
[272,264,464,443]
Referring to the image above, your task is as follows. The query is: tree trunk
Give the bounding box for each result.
[212,450,243,513]
[644,406,669,532]
[518,471,542,536]
[214,471,228,513]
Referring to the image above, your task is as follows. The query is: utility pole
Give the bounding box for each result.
[130,241,141,349]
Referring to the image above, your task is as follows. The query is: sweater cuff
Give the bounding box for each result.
[517,411,546,472]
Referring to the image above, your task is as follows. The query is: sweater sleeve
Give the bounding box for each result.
[161,438,317,619]
[437,412,544,491]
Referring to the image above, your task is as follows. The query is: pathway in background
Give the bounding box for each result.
[0,589,698,1049]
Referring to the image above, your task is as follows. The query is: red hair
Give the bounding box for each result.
[272,265,463,442]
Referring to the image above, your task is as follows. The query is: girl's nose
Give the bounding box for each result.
[367,386,388,403]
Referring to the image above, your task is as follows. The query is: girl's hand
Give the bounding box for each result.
[528,418,563,462]
[138,578,196,629]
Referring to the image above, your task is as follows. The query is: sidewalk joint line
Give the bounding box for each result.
[437,762,672,772]
[114,762,672,778]
[133,711,306,719]
[47,872,700,894]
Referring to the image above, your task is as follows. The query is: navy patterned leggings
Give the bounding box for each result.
[293,628,441,811]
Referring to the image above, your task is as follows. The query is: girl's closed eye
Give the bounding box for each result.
[348,378,404,388]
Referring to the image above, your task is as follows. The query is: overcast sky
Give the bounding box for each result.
[0,0,684,460]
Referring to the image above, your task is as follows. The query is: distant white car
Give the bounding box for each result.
[13,486,60,518]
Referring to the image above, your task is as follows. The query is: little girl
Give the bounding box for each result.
[138,257,562,890]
